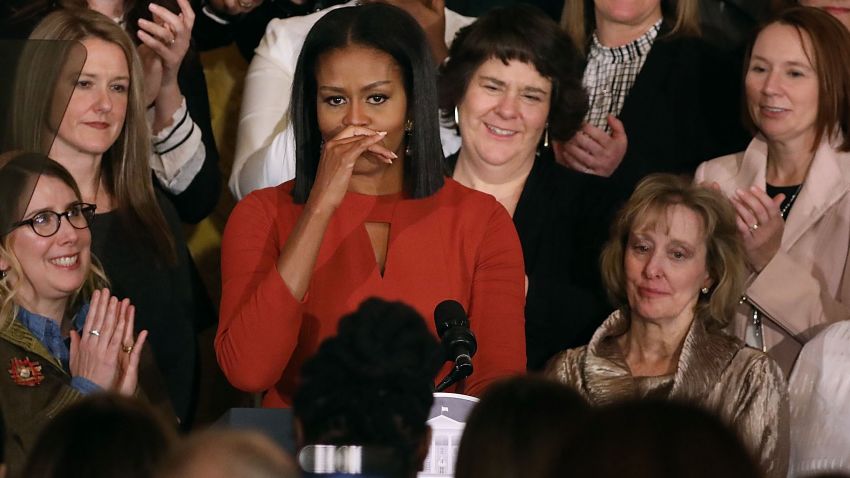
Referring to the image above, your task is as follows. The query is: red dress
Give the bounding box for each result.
[217,178,526,407]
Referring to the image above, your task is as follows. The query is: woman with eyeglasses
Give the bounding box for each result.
[0,152,147,476]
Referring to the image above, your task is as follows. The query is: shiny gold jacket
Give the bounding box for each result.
[546,310,789,478]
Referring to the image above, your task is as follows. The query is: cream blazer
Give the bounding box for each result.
[694,135,850,376]
[229,2,474,199]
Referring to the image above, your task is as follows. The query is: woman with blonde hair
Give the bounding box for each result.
[0,152,147,475]
[29,8,213,424]
[547,173,789,478]
[554,0,747,202]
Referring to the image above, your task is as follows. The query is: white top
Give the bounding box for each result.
[147,96,205,194]
[788,321,850,476]
[229,1,473,200]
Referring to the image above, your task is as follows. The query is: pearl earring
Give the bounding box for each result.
[701,287,709,294]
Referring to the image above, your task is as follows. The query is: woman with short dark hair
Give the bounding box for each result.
[217,3,526,408]
[439,5,610,370]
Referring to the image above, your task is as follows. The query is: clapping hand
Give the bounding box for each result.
[554,115,628,177]
[136,0,195,89]
[731,186,786,273]
[69,289,147,395]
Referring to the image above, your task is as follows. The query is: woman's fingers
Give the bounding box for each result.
[97,296,121,351]
[118,330,147,396]
[735,189,770,226]
[88,288,111,342]
[122,304,136,349]
[130,331,147,366]
[81,289,101,337]
[149,3,184,32]
[137,18,173,44]
[580,122,611,146]
[731,196,759,231]
[562,141,594,172]
[572,130,603,157]
[175,0,196,26]
[735,215,752,237]
[327,131,390,163]
[329,125,383,141]
[137,30,171,58]
[365,144,397,163]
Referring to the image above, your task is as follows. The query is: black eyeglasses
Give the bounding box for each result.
[10,203,96,238]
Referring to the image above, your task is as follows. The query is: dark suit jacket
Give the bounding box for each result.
[603,32,750,204]
[446,152,614,370]
[516,154,614,370]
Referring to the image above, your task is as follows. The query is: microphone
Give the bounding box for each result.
[433,300,477,392]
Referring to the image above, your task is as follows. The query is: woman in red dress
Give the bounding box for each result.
[217,3,527,408]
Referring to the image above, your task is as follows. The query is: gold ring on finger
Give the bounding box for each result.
[123,345,134,353]
[750,223,759,231]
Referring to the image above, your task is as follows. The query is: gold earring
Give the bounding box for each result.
[405,119,414,132]
[543,124,549,148]
[454,107,460,126]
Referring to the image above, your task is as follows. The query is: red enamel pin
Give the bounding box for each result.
[8,357,44,386]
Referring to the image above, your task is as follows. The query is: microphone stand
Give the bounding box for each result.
[435,354,473,392]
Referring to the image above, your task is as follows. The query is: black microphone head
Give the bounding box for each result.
[434,300,467,337]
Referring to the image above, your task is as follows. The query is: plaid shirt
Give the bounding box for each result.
[583,20,662,132]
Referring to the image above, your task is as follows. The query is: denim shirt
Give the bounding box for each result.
[16,304,101,395]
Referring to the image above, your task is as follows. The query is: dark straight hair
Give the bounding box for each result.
[290,3,445,204]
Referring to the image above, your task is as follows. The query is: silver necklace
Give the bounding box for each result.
[748,182,803,351]
[779,183,803,219]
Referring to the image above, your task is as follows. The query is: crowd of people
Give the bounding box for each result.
[0,0,849,477]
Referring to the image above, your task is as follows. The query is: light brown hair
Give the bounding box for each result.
[29,8,177,264]
[743,6,850,152]
[600,174,745,329]
[560,0,700,55]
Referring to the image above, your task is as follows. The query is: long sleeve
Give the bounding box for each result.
[216,189,306,392]
[148,97,206,195]
[160,47,221,224]
[746,249,850,342]
[728,353,790,478]
[788,322,850,475]
[458,202,527,395]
